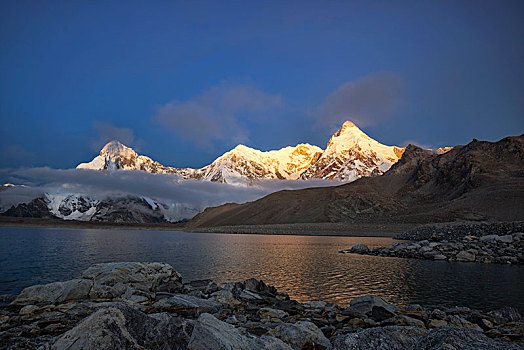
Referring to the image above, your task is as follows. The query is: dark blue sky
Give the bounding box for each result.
[1,0,523,169]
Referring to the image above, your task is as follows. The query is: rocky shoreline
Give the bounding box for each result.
[342,231,523,265]
[395,221,524,241]
[0,262,522,349]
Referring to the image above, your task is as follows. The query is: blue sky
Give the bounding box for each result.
[1,0,523,169]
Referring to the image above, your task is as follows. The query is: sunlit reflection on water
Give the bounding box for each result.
[0,227,522,312]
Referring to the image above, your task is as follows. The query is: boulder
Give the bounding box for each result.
[268,321,331,349]
[13,279,93,305]
[184,279,220,295]
[47,304,192,350]
[82,262,183,294]
[415,326,521,350]
[344,295,398,321]
[349,244,370,253]
[431,309,447,320]
[12,262,183,306]
[332,326,425,350]
[446,315,482,331]
[153,294,220,315]
[488,306,522,323]
[306,300,327,309]
[497,235,514,243]
[212,289,241,306]
[428,319,448,328]
[456,251,476,262]
[239,290,263,301]
[243,278,261,292]
[382,315,426,329]
[188,313,292,350]
[258,307,288,320]
[479,235,499,242]
[333,325,520,350]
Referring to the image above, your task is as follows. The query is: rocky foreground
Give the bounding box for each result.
[342,232,524,265]
[0,262,522,350]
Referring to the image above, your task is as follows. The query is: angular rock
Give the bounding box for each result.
[184,279,220,295]
[497,235,514,243]
[19,305,41,315]
[268,321,331,349]
[447,315,482,331]
[456,251,476,262]
[488,306,522,323]
[333,325,520,350]
[428,319,448,328]
[349,244,370,253]
[82,262,183,294]
[332,326,425,350]
[239,290,263,301]
[306,300,327,309]
[12,262,183,306]
[258,307,288,320]
[153,294,220,315]
[47,304,192,350]
[382,315,426,329]
[13,279,93,305]
[344,295,398,321]
[188,313,292,350]
[416,326,521,350]
[479,235,499,242]
[212,289,241,306]
[243,278,261,292]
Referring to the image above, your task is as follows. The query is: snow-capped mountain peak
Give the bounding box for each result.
[77,141,181,174]
[100,140,134,157]
[196,143,323,184]
[300,120,404,181]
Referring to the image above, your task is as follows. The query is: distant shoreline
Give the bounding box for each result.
[0,216,187,232]
[0,216,414,237]
[3,217,519,239]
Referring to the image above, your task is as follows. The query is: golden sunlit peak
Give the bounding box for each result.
[341,121,357,128]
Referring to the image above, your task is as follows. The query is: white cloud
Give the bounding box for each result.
[0,167,337,220]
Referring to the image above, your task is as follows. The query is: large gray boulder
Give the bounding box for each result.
[13,279,93,304]
[188,313,292,350]
[344,295,398,321]
[82,262,183,294]
[268,321,331,349]
[12,262,183,305]
[46,304,192,350]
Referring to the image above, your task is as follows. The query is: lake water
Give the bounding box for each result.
[0,227,522,313]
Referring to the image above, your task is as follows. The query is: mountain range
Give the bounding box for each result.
[9,120,507,226]
[187,134,524,228]
[77,121,440,185]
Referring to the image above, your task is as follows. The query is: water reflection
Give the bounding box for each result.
[0,227,522,313]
